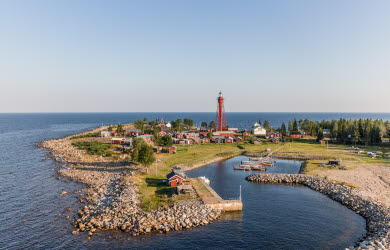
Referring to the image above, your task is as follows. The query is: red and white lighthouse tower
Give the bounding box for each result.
[216,91,227,131]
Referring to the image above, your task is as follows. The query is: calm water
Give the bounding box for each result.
[0,112,381,249]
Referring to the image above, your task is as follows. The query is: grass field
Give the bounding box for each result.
[70,127,390,210]
[135,139,390,210]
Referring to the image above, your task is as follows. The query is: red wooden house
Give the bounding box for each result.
[224,137,234,143]
[174,133,183,139]
[166,170,187,187]
[267,132,282,138]
[168,146,177,154]
[290,132,304,138]
[111,138,125,144]
[136,135,153,142]
[201,138,210,143]
[242,131,251,137]
[129,130,141,136]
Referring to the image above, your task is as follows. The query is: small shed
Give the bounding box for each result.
[166,170,187,187]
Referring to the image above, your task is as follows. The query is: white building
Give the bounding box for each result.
[251,122,267,135]
[165,122,172,128]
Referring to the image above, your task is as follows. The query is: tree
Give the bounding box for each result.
[201,121,208,128]
[316,128,324,142]
[138,143,155,172]
[207,131,213,139]
[280,122,287,138]
[161,135,173,147]
[352,125,360,145]
[257,120,262,126]
[107,125,113,131]
[292,119,299,132]
[134,120,145,134]
[263,120,270,131]
[116,124,124,134]
[131,138,144,163]
[172,119,183,132]
[183,118,194,129]
[209,121,216,129]
[131,138,156,172]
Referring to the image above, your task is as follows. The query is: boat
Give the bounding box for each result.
[251,166,267,171]
[234,166,247,170]
[199,176,211,185]
[250,157,262,161]
[261,160,273,166]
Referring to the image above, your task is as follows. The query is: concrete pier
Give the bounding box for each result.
[190,177,243,211]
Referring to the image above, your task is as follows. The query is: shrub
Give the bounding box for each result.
[71,132,100,139]
[72,141,112,156]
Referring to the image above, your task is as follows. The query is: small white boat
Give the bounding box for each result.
[199,176,211,185]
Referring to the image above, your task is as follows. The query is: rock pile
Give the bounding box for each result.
[246,173,389,250]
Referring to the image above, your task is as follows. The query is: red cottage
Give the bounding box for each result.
[129,130,141,136]
[290,132,304,138]
[242,131,251,137]
[166,170,187,187]
[168,146,177,154]
[224,137,234,143]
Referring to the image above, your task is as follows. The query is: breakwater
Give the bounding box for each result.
[246,173,389,249]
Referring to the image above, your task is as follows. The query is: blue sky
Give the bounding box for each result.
[1,0,389,112]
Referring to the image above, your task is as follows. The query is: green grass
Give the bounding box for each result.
[70,131,100,139]
[71,141,113,157]
[128,139,390,210]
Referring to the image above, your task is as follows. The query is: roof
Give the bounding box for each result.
[136,135,153,138]
[101,131,111,133]
[111,137,125,141]
[130,130,141,132]
[166,170,187,180]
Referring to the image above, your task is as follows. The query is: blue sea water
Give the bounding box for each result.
[0,112,385,249]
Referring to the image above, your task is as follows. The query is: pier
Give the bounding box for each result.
[190,177,243,211]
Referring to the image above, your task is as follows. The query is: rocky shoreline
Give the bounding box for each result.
[246,173,389,249]
[40,132,221,238]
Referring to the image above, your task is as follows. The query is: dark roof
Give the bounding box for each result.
[166,170,186,180]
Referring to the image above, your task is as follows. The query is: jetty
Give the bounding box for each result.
[190,177,242,211]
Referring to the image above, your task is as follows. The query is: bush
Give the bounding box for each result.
[72,141,112,156]
[71,132,100,139]
[237,145,245,150]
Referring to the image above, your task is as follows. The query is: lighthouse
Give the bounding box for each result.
[216,91,227,131]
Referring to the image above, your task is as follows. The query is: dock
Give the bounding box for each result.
[190,177,243,211]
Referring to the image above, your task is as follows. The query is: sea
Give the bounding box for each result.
[1,112,388,249]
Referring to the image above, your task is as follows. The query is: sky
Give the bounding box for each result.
[0,0,389,113]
